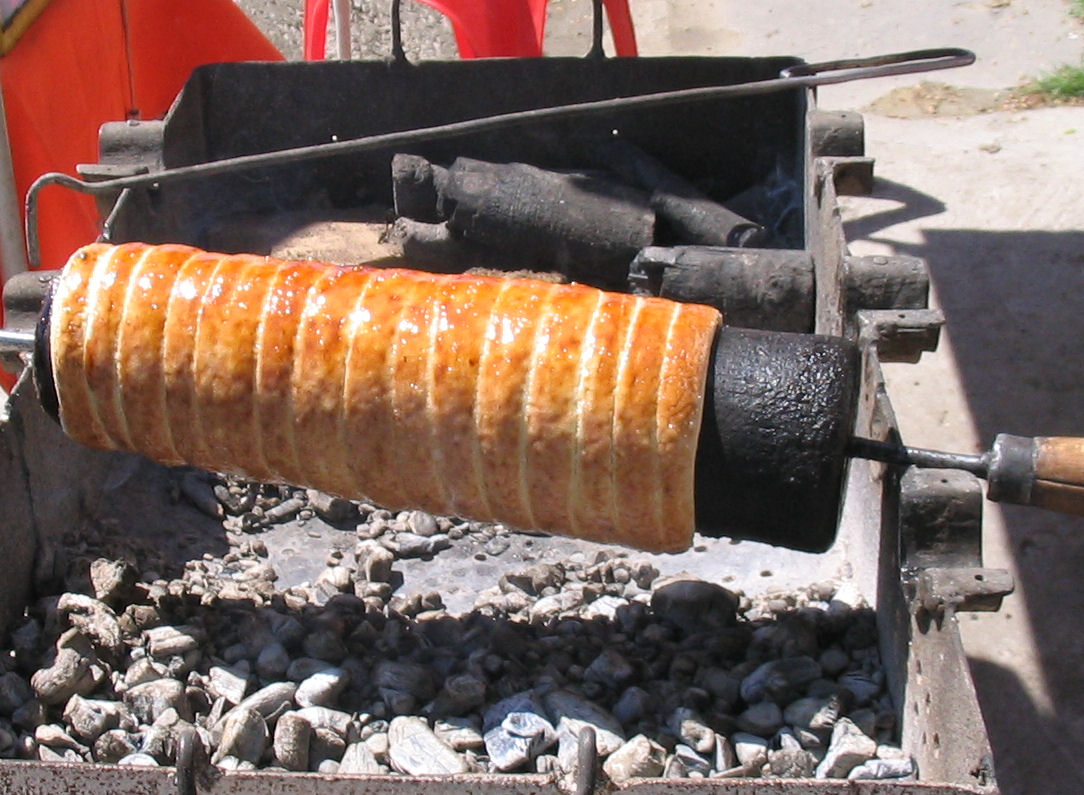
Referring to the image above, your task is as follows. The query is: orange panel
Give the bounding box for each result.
[0,0,282,389]
[1,0,130,273]
[123,0,283,120]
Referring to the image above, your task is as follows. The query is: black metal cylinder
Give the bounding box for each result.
[695,327,860,551]
[33,280,59,424]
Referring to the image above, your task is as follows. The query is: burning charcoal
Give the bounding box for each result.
[213,707,268,766]
[273,711,311,771]
[528,590,583,622]
[428,673,486,716]
[612,686,653,725]
[673,743,713,776]
[256,642,290,681]
[10,619,42,672]
[737,701,783,736]
[838,670,882,707]
[593,139,766,247]
[584,648,634,687]
[315,566,353,596]
[94,728,137,763]
[694,667,740,709]
[731,732,769,768]
[263,497,305,524]
[309,725,346,770]
[434,716,484,751]
[178,470,223,519]
[118,751,159,766]
[295,706,353,735]
[62,695,127,743]
[12,698,45,732]
[295,667,349,709]
[848,756,916,780]
[668,708,714,755]
[287,658,333,682]
[404,510,439,537]
[208,665,250,705]
[388,716,468,775]
[650,577,738,633]
[338,740,382,774]
[354,542,395,584]
[88,559,140,607]
[714,733,737,771]
[35,723,85,752]
[125,679,190,724]
[31,645,104,705]
[603,734,666,784]
[500,563,564,597]
[373,660,435,702]
[846,708,876,739]
[124,658,167,688]
[144,625,206,658]
[364,725,390,758]
[819,646,851,677]
[382,532,452,559]
[767,745,817,778]
[302,629,347,663]
[0,672,31,716]
[544,689,625,756]
[782,697,828,731]
[580,595,627,621]
[140,720,172,763]
[483,691,555,771]
[215,481,258,515]
[306,490,357,524]
[815,718,877,779]
[739,657,822,705]
[236,682,297,719]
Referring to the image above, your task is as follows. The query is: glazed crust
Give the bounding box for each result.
[51,243,720,552]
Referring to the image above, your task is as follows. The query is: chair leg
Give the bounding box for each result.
[303,0,330,60]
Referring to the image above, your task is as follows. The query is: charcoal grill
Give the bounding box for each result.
[0,30,1013,794]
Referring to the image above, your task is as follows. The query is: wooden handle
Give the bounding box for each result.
[989,435,1084,516]
[1030,437,1084,516]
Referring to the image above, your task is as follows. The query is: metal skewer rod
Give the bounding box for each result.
[848,436,989,477]
[0,329,34,354]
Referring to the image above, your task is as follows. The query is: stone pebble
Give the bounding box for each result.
[0,508,915,785]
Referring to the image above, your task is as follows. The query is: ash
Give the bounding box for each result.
[0,483,914,783]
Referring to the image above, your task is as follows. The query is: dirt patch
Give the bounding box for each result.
[864,81,1012,118]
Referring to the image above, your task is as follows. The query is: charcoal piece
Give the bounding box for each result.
[395,156,653,286]
[593,139,765,247]
[389,218,491,272]
[392,153,445,224]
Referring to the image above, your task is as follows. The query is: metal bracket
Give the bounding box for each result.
[909,566,1014,619]
[899,468,1014,623]
[820,155,875,196]
[857,307,943,363]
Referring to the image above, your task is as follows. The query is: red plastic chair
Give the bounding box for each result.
[303,0,636,60]
[523,0,637,57]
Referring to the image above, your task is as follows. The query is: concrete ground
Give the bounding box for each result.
[239,3,1084,792]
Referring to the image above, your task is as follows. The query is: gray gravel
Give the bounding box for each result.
[0,482,915,783]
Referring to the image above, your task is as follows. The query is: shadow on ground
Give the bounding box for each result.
[847,180,1084,795]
